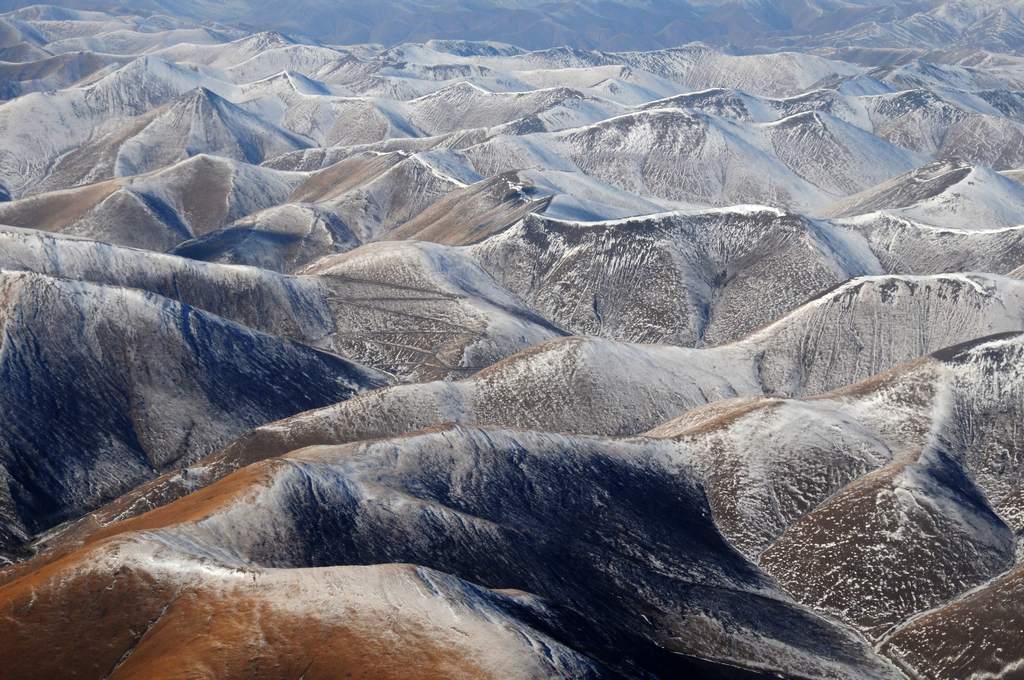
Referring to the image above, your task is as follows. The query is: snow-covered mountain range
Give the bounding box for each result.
[7,1,1024,52]
[2,3,1024,679]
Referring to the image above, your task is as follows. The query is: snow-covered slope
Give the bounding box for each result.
[0,55,232,196]
[170,201,361,272]
[112,87,311,176]
[0,51,131,100]
[0,227,561,381]
[469,209,1024,346]
[829,159,1024,229]
[651,332,1024,647]
[89,273,1024,524]
[617,45,863,97]
[470,208,877,345]
[461,105,925,212]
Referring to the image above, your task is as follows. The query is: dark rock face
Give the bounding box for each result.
[0,271,386,555]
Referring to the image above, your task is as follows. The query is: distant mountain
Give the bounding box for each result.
[0,155,306,250]
[829,159,1024,228]
[7,0,1024,54]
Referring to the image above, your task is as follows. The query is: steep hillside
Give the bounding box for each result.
[0,227,561,380]
[0,155,305,250]
[0,270,386,556]
[0,427,901,679]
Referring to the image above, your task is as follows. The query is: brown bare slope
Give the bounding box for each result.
[0,427,900,680]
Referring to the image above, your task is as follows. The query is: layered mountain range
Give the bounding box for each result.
[1,3,1024,679]
[6,0,1024,52]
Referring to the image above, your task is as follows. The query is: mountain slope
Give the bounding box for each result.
[112,87,311,176]
[0,426,901,679]
[469,208,1024,347]
[170,202,362,272]
[0,554,607,679]
[63,272,1024,537]
[0,155,306,250]
[650,331,1024,646]
[761,443,1014,638]
[0,55,229,196]
[829,159,1024,229]
[470,207,878,345]
[0,269,386,556]
[0,227,562,381]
